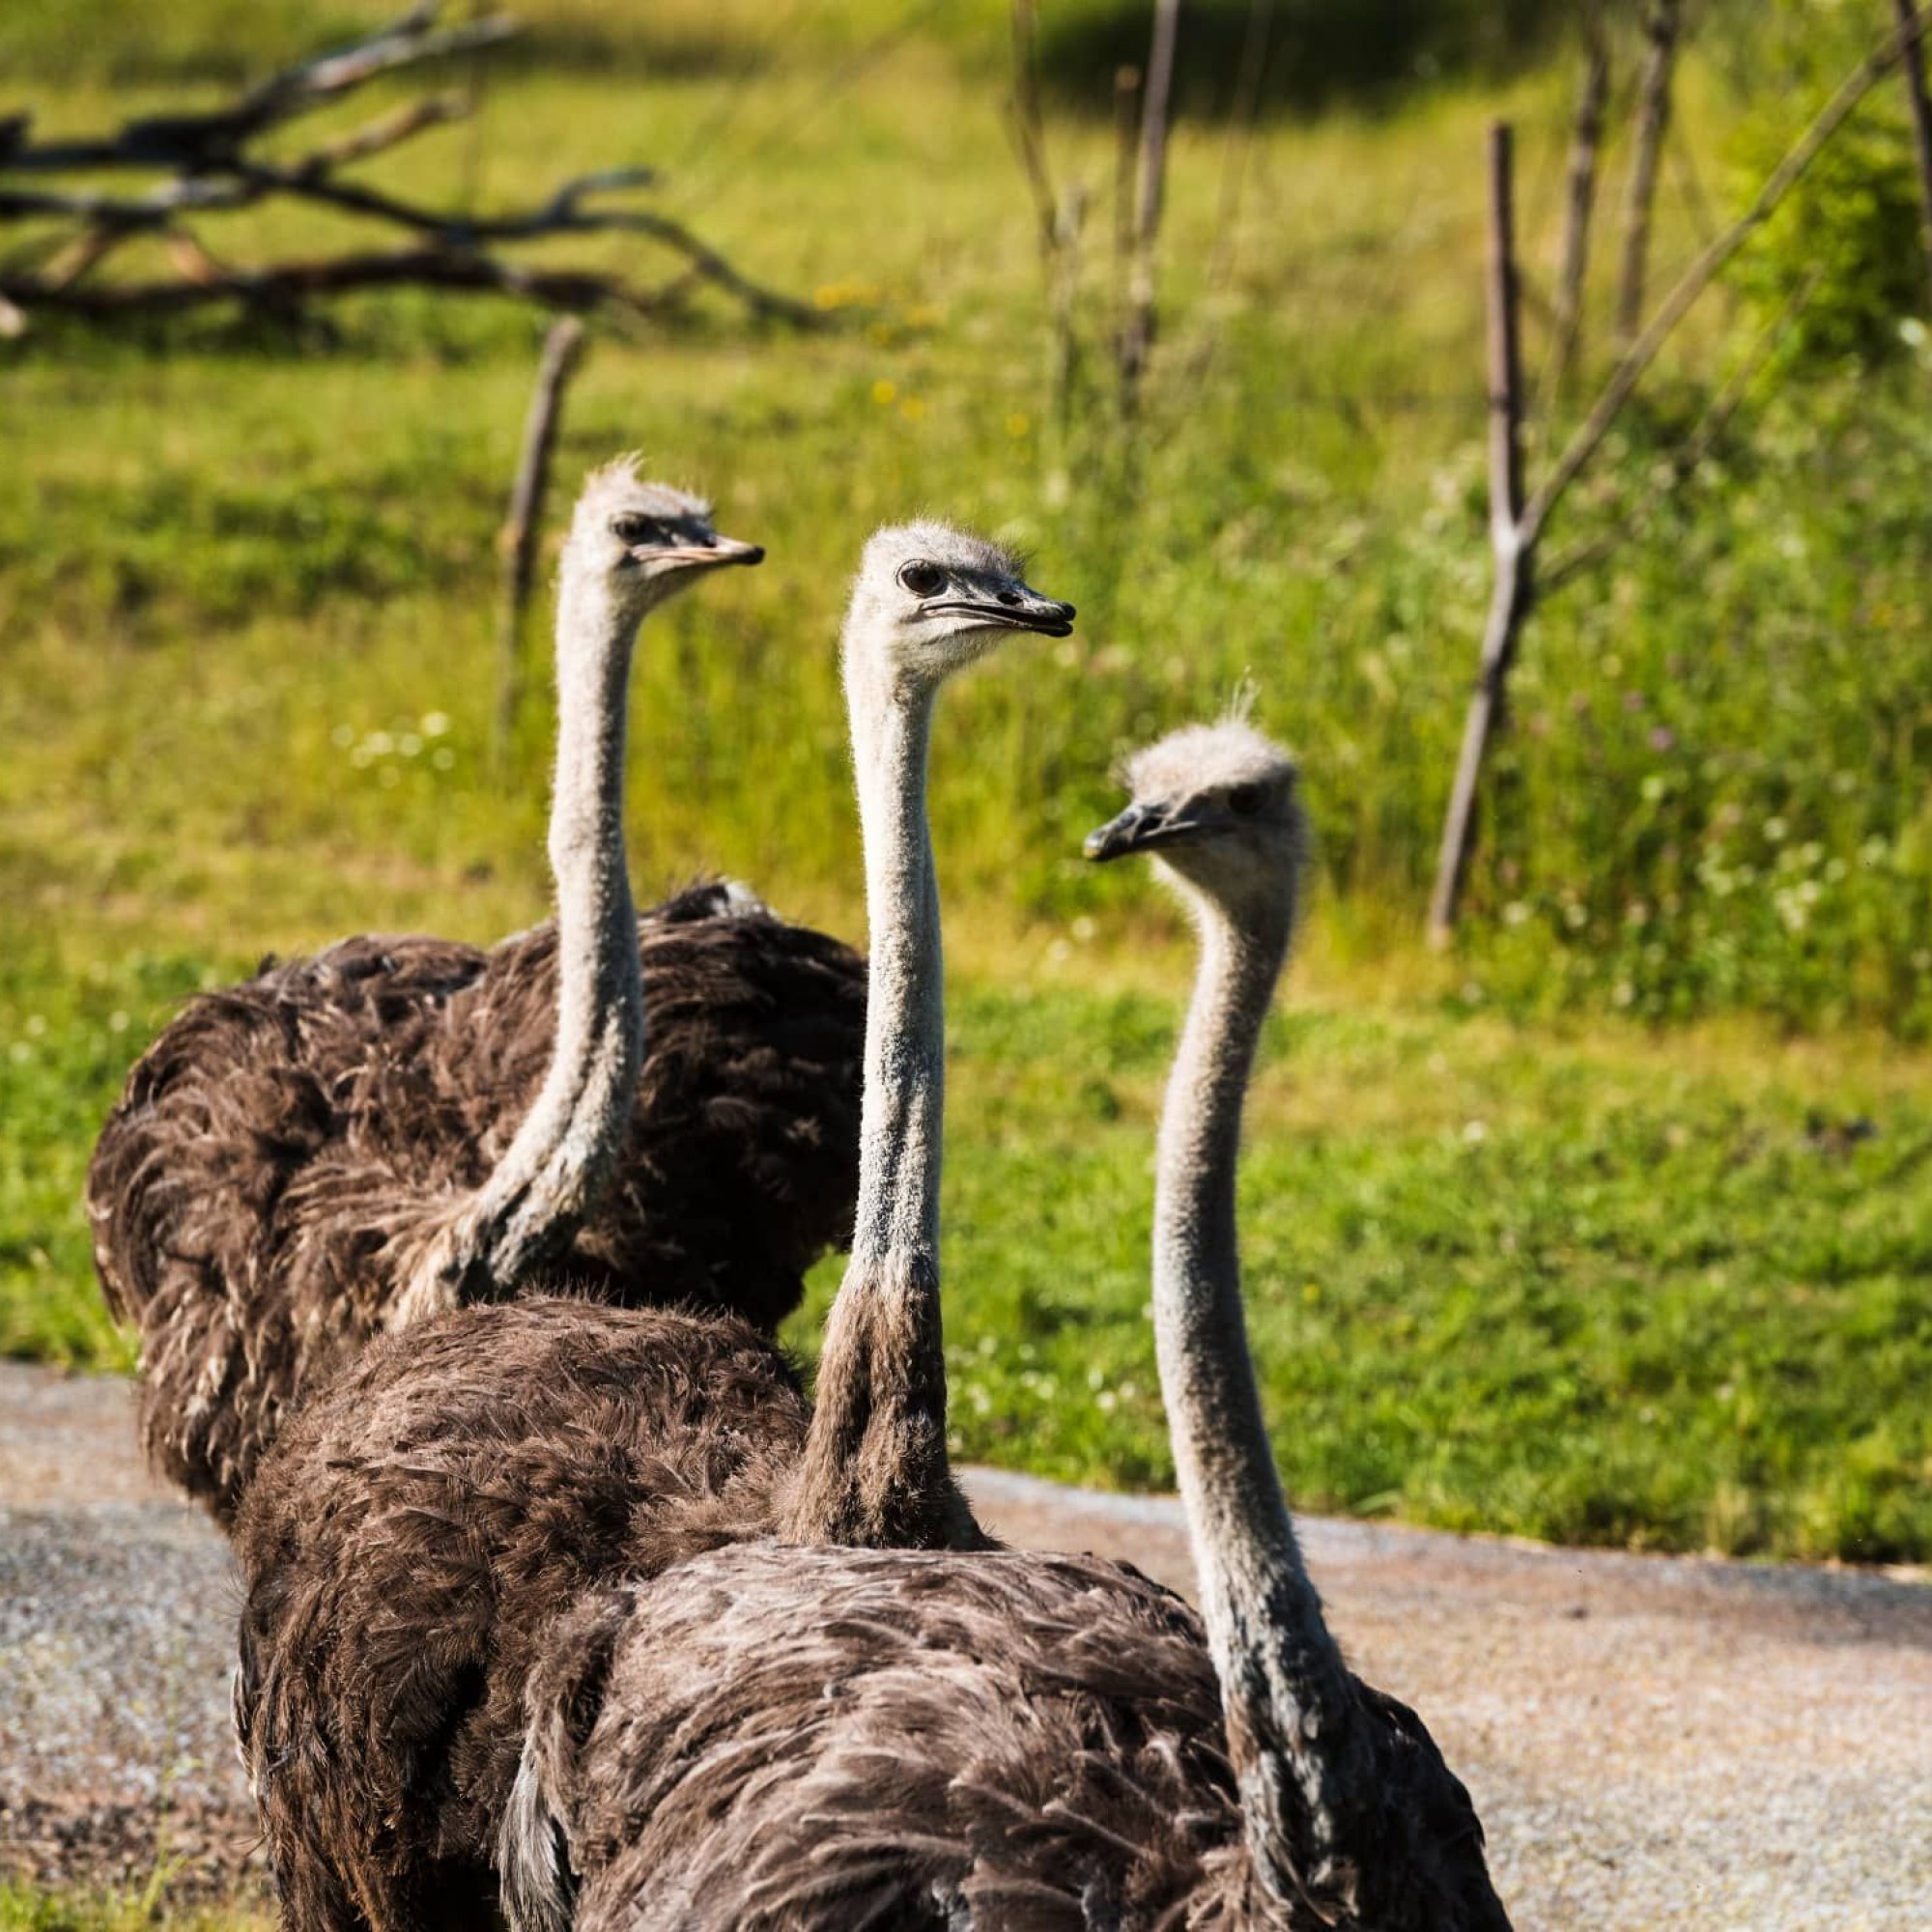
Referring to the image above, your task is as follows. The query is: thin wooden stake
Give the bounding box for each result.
[1113,63,1142,318]
[1894,0,1932,308]
[493,315,586,769]
[1120,0,1181,408]
[1429,7,1932,946]
[1615,0,1683,348]
[1547,3,1610,397]
[1429,123,1530,949]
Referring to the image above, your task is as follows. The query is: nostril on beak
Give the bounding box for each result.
[998,589,1022,606]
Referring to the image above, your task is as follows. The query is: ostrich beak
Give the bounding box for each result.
[1083,799,1200,862]
[922,591,1075,638]
[637,532,766,571]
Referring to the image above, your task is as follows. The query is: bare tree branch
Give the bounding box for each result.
[2,7,516,172]
[1544,2,1611,400]
[0,248,700,322]
[1522,4,1931,554]
[1004,0,1085,440]
[1005,0,1061,255]
[1428,122,1529,948]
[295,93,472,178]
[1428,5,1931,943]
[1615,0,1684,347]
[496,317,587,765]
[1120,0,1181,405]
[1541,262,1826,596]
[0,4,816,334]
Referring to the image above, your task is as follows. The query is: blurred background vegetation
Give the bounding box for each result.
[3,0,1929,1561]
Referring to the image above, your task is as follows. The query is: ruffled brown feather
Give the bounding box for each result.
[234,1297,810,1932]
[87,884,864,1523]
[504,1544,1508,1932]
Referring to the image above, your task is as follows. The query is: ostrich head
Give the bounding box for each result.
[1085,717,1305,932]
[563,457,763,620]
[843,522,1075,696]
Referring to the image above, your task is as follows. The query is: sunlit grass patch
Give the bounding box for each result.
[0,1885,265,1932]
[3,3,1930,1563]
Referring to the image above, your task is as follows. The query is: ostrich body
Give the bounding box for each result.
[234,524,1075,1932]
[499,722,1512,1932]
[85,468,865,1526]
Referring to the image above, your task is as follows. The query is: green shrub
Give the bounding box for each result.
[1729,111,1929,369]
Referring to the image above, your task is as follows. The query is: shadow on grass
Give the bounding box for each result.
[0,0,766,89]
[1033,0,1573,118]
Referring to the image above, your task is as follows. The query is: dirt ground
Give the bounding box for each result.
[2,1359,1928,1929]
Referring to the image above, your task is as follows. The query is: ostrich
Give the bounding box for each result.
[85,460,867,1525]
[498,720,1513,1932]
[232,523,1075,1932]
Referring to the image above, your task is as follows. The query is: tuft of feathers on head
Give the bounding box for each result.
[1120,717,1298,810]
[857,519,1026,586]
[570,455,714,541]
[1221,675,1260,728]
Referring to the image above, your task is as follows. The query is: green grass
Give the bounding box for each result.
[0,1885,264,1932]
[4,3,1932,1561]
[790,979,1932,1565]
[9,943,1930,1563]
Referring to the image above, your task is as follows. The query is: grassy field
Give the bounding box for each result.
[9,946,1930,1564]
[4,1,1931,1563]
[0,1886,264,1932]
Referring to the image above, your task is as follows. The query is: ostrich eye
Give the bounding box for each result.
[1228,783,1264,816]
[611,515,659,545]
[898,561,946,598]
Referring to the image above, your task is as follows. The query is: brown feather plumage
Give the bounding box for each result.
[87,883,865,1523]
[233,1296,810,1932]
[502,1542,1508,1932]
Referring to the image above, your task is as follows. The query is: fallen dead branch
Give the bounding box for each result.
[0,3,817,333]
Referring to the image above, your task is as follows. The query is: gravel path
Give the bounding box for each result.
[3,1360,1928,1927]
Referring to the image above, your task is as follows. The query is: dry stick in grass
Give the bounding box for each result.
[1113,63,1142,330]
[1544,2,1612,405]
[1120,0,1181,409]
[0,4,816,332]
[1005,0,1085,447]
[1615,0,1684,350]
[0,4,516,173]
[1427,3,1932,944]
[1895,0,1932,307]
[494,317,587,770]
[0,168,817,329]
[1428,122,1526,951]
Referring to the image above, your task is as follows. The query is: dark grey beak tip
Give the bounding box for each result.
[736,544,766,567]
[1083,811,1134,862]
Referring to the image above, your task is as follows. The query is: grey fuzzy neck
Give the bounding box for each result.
[1153,890,1363,1908]
[846,676,943,1266]
[394,570,645,1323]
[780,640,977,1550]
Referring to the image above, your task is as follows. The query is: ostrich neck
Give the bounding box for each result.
[404,569,644,1316]
[1154,894,1360,1903]
[781,652,977,1549]
[848,686,943,1264]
